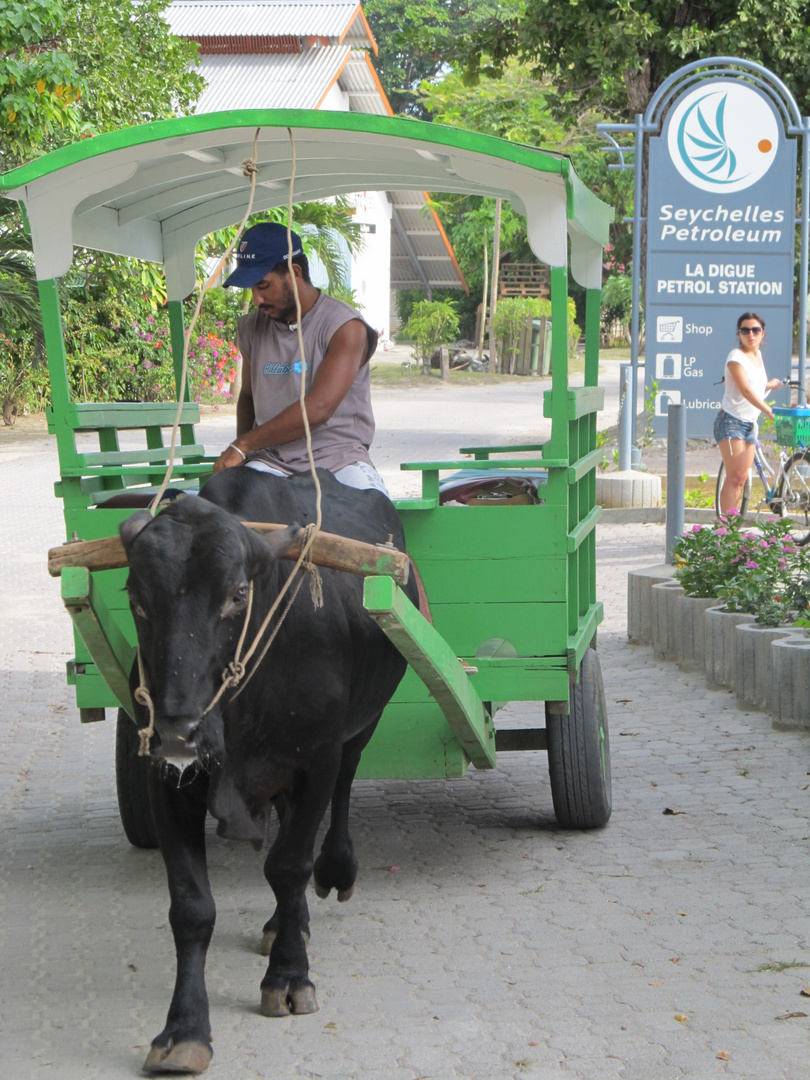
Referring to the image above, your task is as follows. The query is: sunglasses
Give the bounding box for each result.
[739,326,763,335]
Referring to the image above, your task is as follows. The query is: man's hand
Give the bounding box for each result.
[213,444,246,473]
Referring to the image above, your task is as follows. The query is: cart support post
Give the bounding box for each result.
[363,576,496,769]
[584,287,601,388]
[167,300,190,402]
[547,266,570,462]
[61,566,134,714]
[38,279,76,464]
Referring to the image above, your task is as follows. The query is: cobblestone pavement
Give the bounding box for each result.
[2,417,810,1080]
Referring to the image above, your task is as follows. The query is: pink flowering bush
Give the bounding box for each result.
[121,324,239,406]
[673,512,810,626]
[185,331,240,407]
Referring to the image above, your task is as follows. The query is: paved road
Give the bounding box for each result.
[1,388,809,1079]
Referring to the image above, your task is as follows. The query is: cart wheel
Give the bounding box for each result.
[115,708,159,849]
[546,649,612,829]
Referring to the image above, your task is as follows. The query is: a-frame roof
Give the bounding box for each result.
[164,0,466,291]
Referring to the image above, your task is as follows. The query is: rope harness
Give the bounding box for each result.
[134,129,327,757]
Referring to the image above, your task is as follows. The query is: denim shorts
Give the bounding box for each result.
[714,409,757,445]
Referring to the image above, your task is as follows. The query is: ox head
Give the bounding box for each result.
[120,498,298,768]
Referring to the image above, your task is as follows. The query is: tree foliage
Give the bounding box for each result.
[0,0,203,169]
[364,0,516,115]
[453,0,810,122]
[418,59,634,325]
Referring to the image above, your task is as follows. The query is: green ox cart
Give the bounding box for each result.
[1,110,614,841]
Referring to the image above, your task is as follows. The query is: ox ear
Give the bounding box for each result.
[119,510,154,554]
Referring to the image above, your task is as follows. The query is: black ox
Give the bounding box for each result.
[120,468,417,1074]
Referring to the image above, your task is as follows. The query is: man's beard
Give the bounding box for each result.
[259,277,298,324]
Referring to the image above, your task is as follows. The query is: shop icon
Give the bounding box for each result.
[657,316,683,343]
[656,352,682,379]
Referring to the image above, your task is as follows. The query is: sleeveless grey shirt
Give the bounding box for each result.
[237,292,378,474]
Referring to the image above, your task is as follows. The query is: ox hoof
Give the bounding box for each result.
[261,980,319,1017]
[313,881,331,899]
[259,928,309,956]
[337,884,355,903]
[142,1039,212,1074]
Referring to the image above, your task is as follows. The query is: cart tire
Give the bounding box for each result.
[115,708,158,849]
[546,649,612,829]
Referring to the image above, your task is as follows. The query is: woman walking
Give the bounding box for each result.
[714,312,782,513]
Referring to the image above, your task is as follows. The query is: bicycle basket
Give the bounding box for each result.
[773,407,810,446]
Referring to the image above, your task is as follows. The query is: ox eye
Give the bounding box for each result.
[129,595,147,620]
[222,583,249,619]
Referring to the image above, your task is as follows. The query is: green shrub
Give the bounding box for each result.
[406,299,459,362]
[0,332,39,424]
[491,296,580,372]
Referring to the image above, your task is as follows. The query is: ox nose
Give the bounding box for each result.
[156,715,201,761]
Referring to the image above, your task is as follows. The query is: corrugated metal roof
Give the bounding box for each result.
[338,51,390,116]
[166,1,375,50]
[165,2,463,290]
[389,190,466,290]
[193,47,350,112]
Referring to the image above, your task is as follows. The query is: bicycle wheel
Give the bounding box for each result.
[776,450,810,544]
[715,463,768,516]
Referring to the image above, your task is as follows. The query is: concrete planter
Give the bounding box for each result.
[735,622,796,712]
[771,632,810,730]
[704,607,757,690]
[629,563,810,733]
[677,594,718,673]
[627,565,676,644]
[651,581,685,663]
[597,471,662,509]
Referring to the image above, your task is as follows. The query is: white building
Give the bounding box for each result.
[164,0,467,335]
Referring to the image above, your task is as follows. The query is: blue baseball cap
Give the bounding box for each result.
[223,222,304,288]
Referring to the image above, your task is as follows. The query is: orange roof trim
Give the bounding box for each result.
[313,50,353,110]
[338,3,379,56]
[425,195,469,294]
[361,51,393,116]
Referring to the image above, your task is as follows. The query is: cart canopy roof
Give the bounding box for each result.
[0,110,613,299]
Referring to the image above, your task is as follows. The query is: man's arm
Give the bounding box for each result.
[213,319,369,472]
[235,350,255,438]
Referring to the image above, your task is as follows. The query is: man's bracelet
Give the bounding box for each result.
[228,442,247,461]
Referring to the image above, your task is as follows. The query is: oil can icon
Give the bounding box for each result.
[655,389,682,416]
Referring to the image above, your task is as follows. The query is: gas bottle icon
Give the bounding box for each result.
[655,352,681,380]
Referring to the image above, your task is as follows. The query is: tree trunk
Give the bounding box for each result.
[488,198,502,373]
[477,229,488,365]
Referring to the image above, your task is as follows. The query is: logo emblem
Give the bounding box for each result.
[667,80,779,193]
[239,241,248,253]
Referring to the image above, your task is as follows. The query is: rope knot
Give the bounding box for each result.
[241,157,258,178]
[300,522,324,608]
[223,659,246,686]
[133,660,155,757]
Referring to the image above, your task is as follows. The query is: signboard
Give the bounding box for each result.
[646,79,796,436]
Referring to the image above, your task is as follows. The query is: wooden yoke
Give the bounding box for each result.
[48,522,410,586]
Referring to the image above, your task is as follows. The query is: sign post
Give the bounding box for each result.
[599,59,808,445]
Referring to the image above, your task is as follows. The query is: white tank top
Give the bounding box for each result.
[721,348,767,423]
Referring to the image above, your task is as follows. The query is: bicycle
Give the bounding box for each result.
[714,380,810,543]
